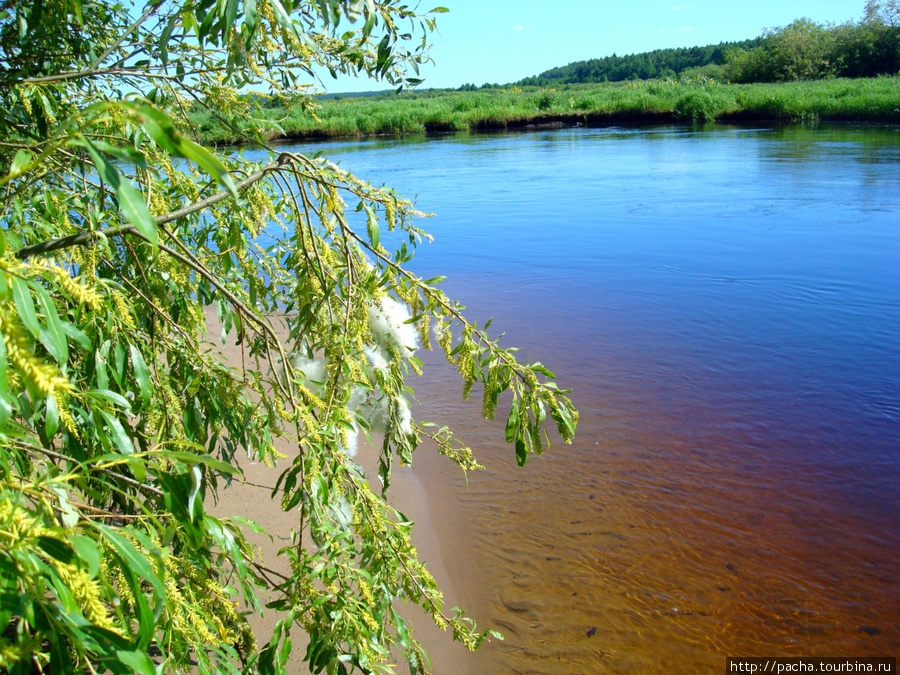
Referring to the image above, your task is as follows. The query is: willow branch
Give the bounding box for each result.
[90,3,161,70]
[14,158,284,260]
[20,68,181,85]
[13,441,165,498]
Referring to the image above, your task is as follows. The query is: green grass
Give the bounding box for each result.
[187,77,900,145]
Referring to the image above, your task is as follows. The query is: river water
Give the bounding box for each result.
[257,125,900,673]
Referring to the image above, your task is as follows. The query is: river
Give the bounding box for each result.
[247,125,900,673]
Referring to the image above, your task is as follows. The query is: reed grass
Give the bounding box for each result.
[188,77,900,144]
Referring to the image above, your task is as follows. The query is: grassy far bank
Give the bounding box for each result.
[188,76,900,145]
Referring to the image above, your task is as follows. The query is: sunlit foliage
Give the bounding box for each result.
[0,1,577,672]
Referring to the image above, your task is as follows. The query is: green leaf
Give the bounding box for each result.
[8,149,37,181]
[82,138,158,247]
[127,454,147,483]
[224,0,239,31]
[181,138,237,198]
[515,436,527,466]
[61,323,91,351]
[155,450,240,475]
[116,650,157,675]
[33,282,68,364]
[158,13,180,66]
[36,536,76,565]
[94,348,109,391]
[69,0,83,25]
[505,399,519,444]
[391,607,410,647]
[71,535,100,578]
[98,409,134,455]
[187,465,202,521]
[79,139,145,166]
[129,345,152,407]
[52,487,79,530]
[231,515,268,534]
[0,333,12,427]
[11,276,40,338]
[367,212,380,249]
[87,388,133,413]
[243,0,258,46]
[376,33,391,73]
[97,525,164,599]
[44,393,59,438]
[530,362,556,378]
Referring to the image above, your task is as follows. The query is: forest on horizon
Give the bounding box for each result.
[447,2,900,90]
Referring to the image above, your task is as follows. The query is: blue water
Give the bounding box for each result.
[251,125,900,672]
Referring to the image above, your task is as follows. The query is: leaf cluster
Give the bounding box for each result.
[0,1,576,673]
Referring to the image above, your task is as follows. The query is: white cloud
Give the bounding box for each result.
[674,25,695,32]
[511,24,524,31]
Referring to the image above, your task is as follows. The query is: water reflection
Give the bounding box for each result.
[254,126,899,672]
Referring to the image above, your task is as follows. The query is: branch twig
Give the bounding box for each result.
[14,158,284,260]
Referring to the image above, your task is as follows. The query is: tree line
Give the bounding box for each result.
[517,40,759,86]
[517,2,900,85]
[726,2,900,81]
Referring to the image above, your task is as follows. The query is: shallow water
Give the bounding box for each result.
[254,125,900,672]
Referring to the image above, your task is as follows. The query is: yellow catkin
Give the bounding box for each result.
[161,554,251,652]
[482,384,495,421]
[0,498,49,539]
[296,407,321,444]
[84,243,98,278]
[418,312,432,351]
[109,290,135,329]
[273,397,296,423]
[268,445,289,464]
[148,190,169,216]
[18,87,32,115]
[112,567,134,606]
[384,201,397,231]
[160,382,185,434]
[31,259,103,310]
[55,564,119,633]
[0,308,72,397]
[55,392,79,438]
[0,500,118,634]
[0,639,31,670]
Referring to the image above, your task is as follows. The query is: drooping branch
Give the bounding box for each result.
[89,2,161,70]
[14,158,285,260]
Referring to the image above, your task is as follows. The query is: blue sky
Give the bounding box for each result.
[322,0,867,92]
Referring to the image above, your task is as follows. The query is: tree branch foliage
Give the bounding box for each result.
[0,0,577,672]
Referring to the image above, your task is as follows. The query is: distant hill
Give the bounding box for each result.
[518,39,760,85]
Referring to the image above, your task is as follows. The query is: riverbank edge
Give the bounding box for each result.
[203,110,899,147]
